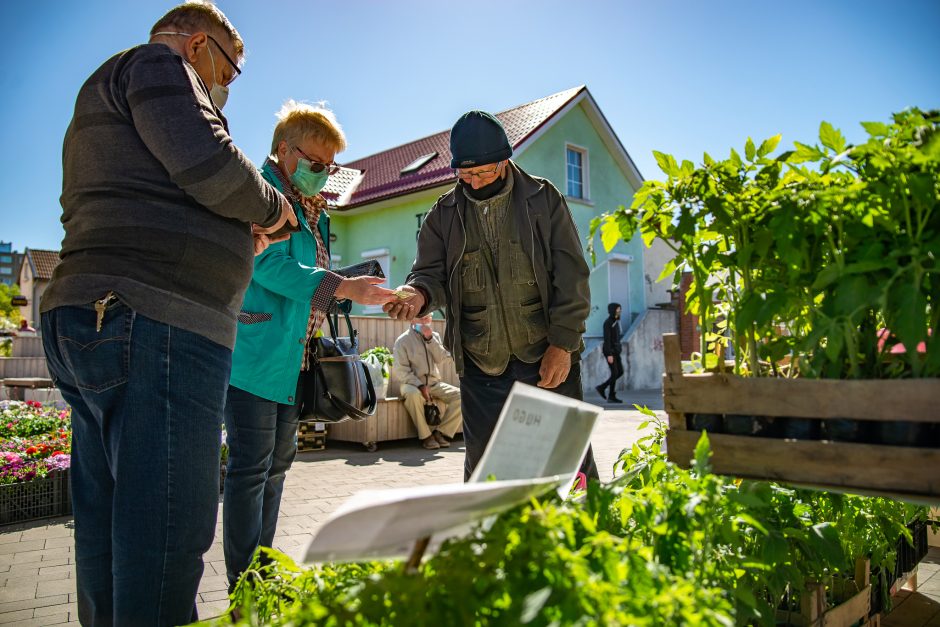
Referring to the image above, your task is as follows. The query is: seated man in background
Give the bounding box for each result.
[16,319,37,337]
[392,314,462,450]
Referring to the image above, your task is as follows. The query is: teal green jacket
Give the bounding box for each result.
[229,161,334,404]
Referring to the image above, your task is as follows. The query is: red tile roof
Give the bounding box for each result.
[26,249,60,280]
[333,86,585,209]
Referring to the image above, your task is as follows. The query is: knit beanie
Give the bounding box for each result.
[449,110,512,168]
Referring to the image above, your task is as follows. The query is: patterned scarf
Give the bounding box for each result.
[265,158,332,370]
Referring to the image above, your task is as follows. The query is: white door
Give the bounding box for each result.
[607,257,631,323]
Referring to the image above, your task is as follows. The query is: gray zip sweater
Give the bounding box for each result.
[41,43,283,349]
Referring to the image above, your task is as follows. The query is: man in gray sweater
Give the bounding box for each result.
[39,3,295,625]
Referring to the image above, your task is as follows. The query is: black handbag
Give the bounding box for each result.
[424,402,442,427]
[419,333,442,427]
[300,311,376,423]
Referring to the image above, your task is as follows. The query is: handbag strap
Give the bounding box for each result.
[317,309,360,357]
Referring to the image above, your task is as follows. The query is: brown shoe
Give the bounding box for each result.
[433,431,451,448]
[422,436,440,450]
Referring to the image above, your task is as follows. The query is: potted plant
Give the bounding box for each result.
[590,108,940,498]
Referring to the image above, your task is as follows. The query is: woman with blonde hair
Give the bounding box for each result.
[222,100,395,590]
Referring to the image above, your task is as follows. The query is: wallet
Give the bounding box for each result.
[333,259,385,279]
[267,220,301,239]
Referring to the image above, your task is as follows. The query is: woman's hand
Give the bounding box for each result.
[334,276,398,306]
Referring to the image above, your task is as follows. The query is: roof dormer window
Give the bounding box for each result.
[400,152,438,176]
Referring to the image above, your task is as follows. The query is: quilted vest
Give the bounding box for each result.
[459,203,548,375]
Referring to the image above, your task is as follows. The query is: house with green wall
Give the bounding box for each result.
[321,86,677,391]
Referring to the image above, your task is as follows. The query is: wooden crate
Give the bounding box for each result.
[776,558,875,627]
[297,421,327,452]
[661,333,940,501]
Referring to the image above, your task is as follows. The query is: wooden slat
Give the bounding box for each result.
[664,372,940,422]
[855,558,870,589]
[822,585,870,627]
[663,333,681,374]
[666,430,940,500]
[802,583,825,625]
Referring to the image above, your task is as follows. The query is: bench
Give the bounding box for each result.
[326,373,461,451]
[1,377,55,402]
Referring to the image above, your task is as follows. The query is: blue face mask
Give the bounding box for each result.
[413,324,423,332]
[291,159,330,197]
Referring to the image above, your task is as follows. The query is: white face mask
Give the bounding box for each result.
[205,44,229,109]
[152,31,229,109]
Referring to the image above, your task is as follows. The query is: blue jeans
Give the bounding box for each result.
[460,357,598,482]
[41,302,230,627]
[222,378,303,590]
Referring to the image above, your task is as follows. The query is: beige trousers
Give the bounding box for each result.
[399,381,462,440]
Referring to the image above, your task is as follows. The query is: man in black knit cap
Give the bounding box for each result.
[385,110,598,482]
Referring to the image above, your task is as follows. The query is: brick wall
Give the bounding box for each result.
[677,272,700,360]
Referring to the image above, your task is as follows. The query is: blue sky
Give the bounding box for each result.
[1,0,938,251]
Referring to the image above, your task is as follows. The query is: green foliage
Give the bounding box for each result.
[0,283,22,324]
[361,346,394,379]
[589,108,940,378]
[210,421,927,626]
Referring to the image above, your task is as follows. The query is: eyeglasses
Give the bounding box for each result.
[152,31,241,83]
[293,147,341,175]
[205,33,242,83]
[454,162,502,182]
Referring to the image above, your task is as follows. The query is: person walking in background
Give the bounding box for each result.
[222,100,396,593]
[16,319,37,337]
[392,314,462,450]
[596,303,625,403]
[384,110,599,482]
[39,3,297,624]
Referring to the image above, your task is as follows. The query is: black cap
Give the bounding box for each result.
[449,110,512,169]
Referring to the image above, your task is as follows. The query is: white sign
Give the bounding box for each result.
[303,477,559,563]
[469,382,602,497]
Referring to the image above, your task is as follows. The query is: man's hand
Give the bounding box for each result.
[252,197,298,254]
[255,197,298,237]
[538,345,571,389]
[419,385,432,402]
[383,285,425,321]
[252,233,274,256]
[334,277,397,305]
[607,355,614,364]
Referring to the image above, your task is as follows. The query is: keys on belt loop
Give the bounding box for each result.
[94,291,116,332]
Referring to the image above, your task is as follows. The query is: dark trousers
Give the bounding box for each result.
[602,353,624,393]
[222,377,304,591]
[459,357,599,482]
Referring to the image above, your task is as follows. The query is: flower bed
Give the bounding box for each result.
[212,417,931,626]
[0,400,72,525]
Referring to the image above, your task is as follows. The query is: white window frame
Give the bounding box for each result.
[360,247,390,314]
[565,143,589,201]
